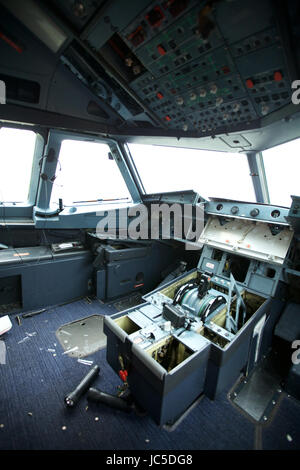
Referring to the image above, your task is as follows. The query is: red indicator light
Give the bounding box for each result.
[157,44,166,55]
[165,115,171,121]
[246,79,254,89]
[156,92,164,99]
[222,66,230,74]
[146,6,165,28]
[274,71,283,82]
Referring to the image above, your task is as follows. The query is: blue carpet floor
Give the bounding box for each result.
[0,298,299,451]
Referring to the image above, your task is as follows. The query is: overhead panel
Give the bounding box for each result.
[1,0,296,135]
[82,0,294,134]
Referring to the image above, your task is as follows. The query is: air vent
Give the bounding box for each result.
[0,73,40,104]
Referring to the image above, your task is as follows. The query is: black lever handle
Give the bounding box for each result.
[87,387,132,413]
[64,365,100,407]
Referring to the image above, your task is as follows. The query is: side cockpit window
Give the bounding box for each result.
[262,138,300,207]
[50,139,132,207]
[0,127,36,203]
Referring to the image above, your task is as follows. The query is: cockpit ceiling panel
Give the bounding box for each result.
[0,0,299,137]
[101,0,294,133]
[44,0,108,32]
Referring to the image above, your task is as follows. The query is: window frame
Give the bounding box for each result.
[125,142,261,203]
[0,124,44,222]
[261,137,300,208]
[34,130,142,221]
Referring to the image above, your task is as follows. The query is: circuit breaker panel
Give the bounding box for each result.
[104,204,294,426]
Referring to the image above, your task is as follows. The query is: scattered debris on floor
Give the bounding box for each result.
[17,331,37,344]
[62,346,78,355]
[77,358,93,366]
[18,336,30,344]
[22,309,46,319]
[60,330,71,336]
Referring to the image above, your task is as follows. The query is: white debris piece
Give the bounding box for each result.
[25,332,37,337]
[77,358,93,366]
[62,346,78,355]
[0,315,12,335]
[18,336,30,344]
[60,330,72,336]
[286,434,293,442]
[47,348,56,352]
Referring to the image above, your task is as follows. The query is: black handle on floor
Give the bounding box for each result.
[87,387,132,412]
[64,365,100,407]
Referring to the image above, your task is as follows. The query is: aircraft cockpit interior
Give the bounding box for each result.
[0,0,300,455]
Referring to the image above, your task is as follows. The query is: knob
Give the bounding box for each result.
[231,206,239,215]
[250,208,259,217]
[261,104,269,115]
